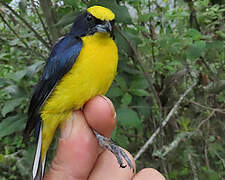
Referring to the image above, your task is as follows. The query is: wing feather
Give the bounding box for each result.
[23,35,82,139]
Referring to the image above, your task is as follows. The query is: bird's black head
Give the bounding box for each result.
[69,6,115,38]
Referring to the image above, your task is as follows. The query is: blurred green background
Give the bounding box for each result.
[0,0,225,179]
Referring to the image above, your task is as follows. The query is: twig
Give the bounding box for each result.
[190,100,225,114]
[39,0,61,44]
[81,0,88,4]
[196,110,214,169]
[153,132,195,158]
[4,150,24,161]
[197,110,215,130]
[204,140,210,168]
[186,0,201,32]
[134,82,196,161]
[188,153,198,180]
[161,160,169,180]
[0,13,46,59]
[147,0,156,64]
[151,110,215,161]
[0,1,50,50]
[31,0,52,46]
[215,152,225,169]
[116,26,163,116]
[0,12,29,49]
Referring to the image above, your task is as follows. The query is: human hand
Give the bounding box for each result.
[44,95,165,180]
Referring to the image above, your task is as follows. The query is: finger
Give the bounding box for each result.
[89,148,136,180]
[44,96,116,180]
[44,111,98,180]
[133,168,165,180]
[83,95,116,138]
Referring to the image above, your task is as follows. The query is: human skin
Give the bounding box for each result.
[43,95,165,180]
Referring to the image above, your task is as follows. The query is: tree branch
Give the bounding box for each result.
[197,110,215,130]
[0,12,45,59]
[152,132,195,158]
[0,12,29,49]
[31,0,52,46]
[134,82,196,161]
[39,0,61,44]
[188,153,199,180]
[0,1,50,50]
[186,0,201,31]
[190,100,225,114]
[116,26,163,116]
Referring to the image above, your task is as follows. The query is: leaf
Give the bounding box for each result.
[185,29,202,40]
[115,75,127,91]
[208,143,224,157]
[64,0,79,7]
[114,5,132,24]
[3,85,20,95]
[1,98,24,117]
[106,86,123,98]
[139,12,158,22]
[8,70,27,82]
[208,136,215,142]
[114,133,129,148]
[118,27,142,49]
[27,61,44,75]
[187,41,206,60]
[54,11,79,27]
[0,115,26,138]
[3,85,25,98]
[121,93,132,105]
[215,30,225,39]
[201,167,221,180]
[3,0,13,3]
[130,89,150,96]
[135,97,151,117]
[130,77,148,89]
[114,30,133,56]
[0,78,9,88]
[0,53,8,59]
[8,39,20,46]
[206,41,225,51]
[217,90,225,102]
[119,62,140,75]
[117,107,141,128]
[18,0,27,13]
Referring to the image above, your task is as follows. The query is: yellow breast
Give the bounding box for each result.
[40,32,118,159]
[42,32,118,114]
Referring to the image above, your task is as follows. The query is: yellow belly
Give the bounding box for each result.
[40,32,118,159]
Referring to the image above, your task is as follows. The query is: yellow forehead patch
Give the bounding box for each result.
[87,6,115,21]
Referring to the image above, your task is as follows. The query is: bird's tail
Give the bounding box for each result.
[32,124,46,180]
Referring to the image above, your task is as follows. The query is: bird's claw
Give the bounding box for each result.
[120,164,127,168]
[94,130,134,172]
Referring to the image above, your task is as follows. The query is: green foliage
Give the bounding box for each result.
[0,0,225,179]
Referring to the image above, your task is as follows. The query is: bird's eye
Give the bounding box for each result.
[86,14,92,21]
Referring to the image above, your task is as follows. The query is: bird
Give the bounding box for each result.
[23,5,134,180]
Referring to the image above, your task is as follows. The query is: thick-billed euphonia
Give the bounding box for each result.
[23,5,134,180]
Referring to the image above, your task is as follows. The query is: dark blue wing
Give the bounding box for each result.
[23,35,82,138]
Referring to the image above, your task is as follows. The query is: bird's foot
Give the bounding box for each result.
[93,130,134,172]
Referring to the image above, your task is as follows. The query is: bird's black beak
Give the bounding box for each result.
[95,21,113,37]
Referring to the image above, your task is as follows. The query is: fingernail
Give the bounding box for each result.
[60,116,73,139]
[100,95,115,116]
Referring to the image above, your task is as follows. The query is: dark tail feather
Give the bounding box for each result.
[32,124,46,180]
[23,115,41,144]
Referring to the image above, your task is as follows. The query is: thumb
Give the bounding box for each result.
[44,111,99,180]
